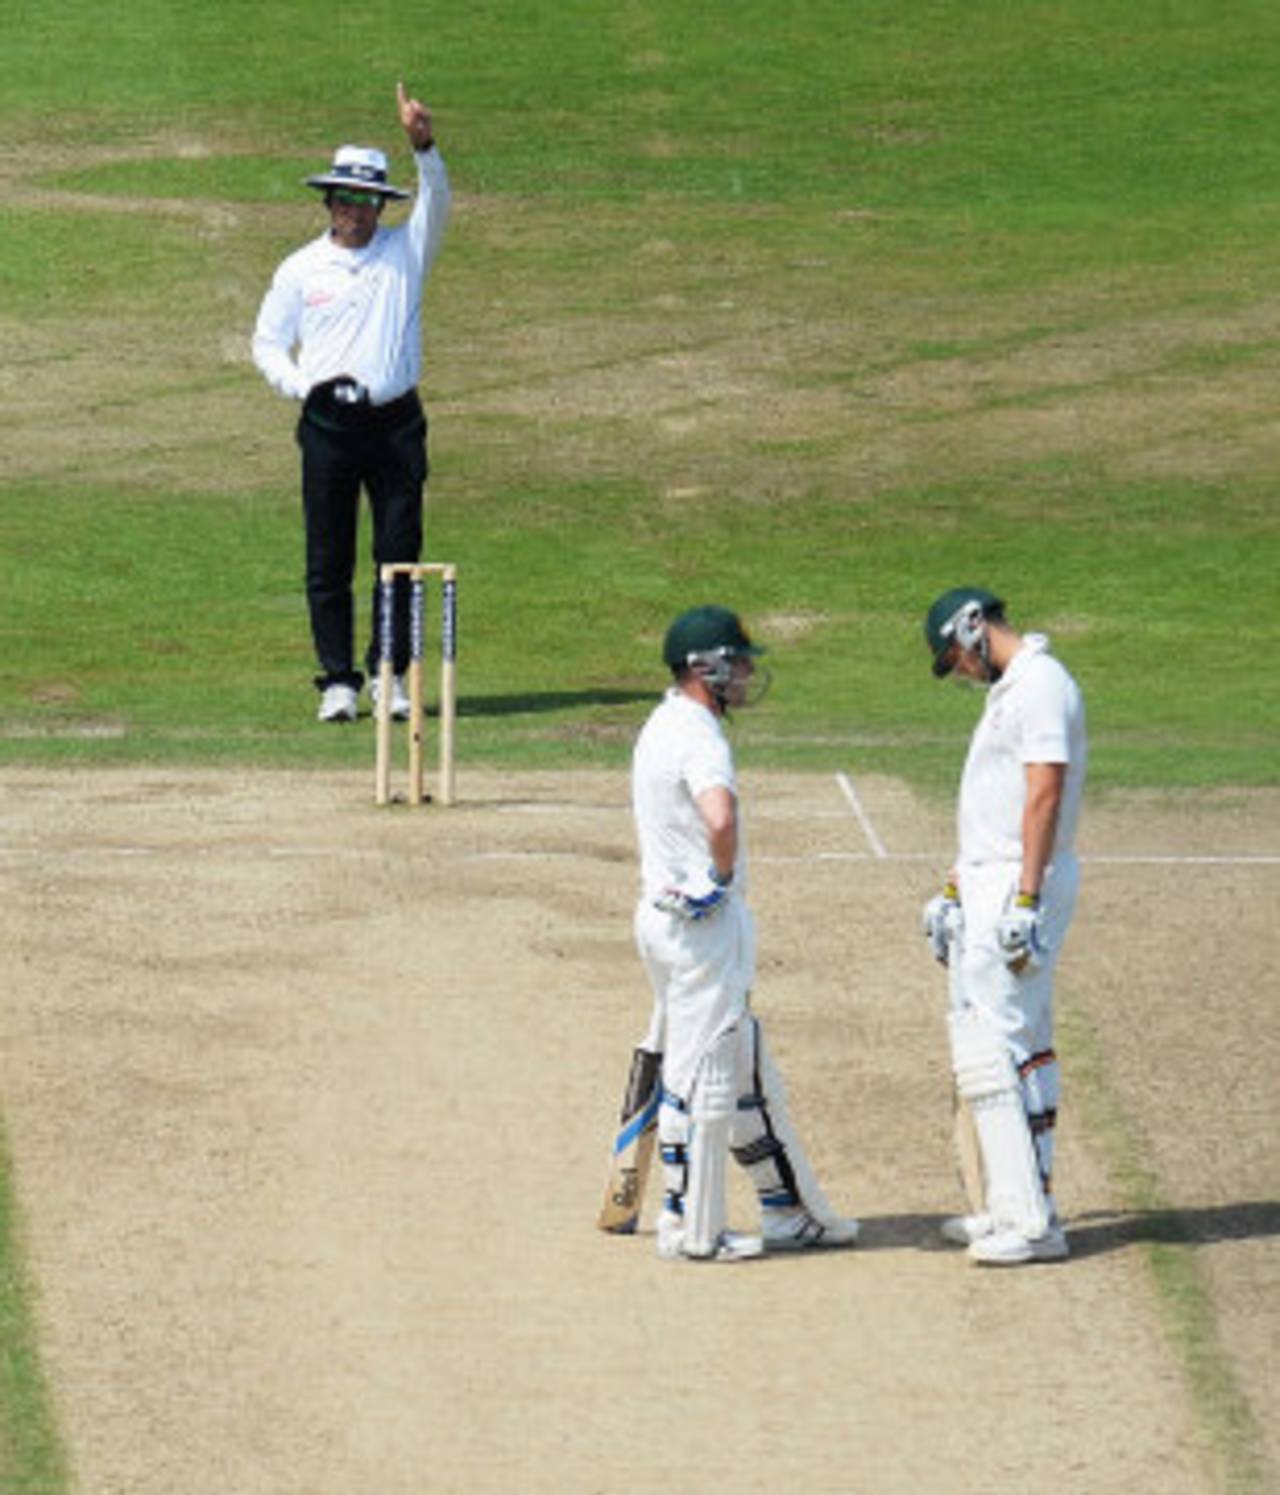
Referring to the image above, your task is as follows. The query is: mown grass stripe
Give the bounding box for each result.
[0,1119,68,1495]
[1061,1002,1266,1495]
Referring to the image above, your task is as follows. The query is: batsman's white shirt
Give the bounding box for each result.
[631,688,748,900]
[251,147,451,406]
[953,635,1087,1066]
[957,634,1087,869]
[631,689,754,1098]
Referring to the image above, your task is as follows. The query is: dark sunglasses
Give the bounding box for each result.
[331,189,382,207]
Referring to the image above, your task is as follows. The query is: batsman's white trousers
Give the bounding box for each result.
[953,853,1080,1065]
[633,894,754,1101]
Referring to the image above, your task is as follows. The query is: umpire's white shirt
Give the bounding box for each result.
[251,147,451,406]
[957,634,1087,867]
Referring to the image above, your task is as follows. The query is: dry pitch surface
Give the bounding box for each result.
[1,767,1277,1494]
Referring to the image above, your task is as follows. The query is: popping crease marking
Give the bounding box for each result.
[835,771,889,860]
[1,848,1277,866]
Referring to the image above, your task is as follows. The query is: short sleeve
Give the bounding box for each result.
[682,719,736,800]
[1019,659,1073,764]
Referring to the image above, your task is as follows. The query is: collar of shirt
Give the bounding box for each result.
[666,685,721,724]
[318,229,382,269]
[989,632,1051,700]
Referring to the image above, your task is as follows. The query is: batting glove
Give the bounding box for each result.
[922,881,962,965]
[655,865,733,922]
[996,892,1048,974]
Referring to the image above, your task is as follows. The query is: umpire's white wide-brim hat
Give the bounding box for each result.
[305,145,410,199]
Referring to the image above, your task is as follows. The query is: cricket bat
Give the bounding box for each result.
[597,1047,662,1233]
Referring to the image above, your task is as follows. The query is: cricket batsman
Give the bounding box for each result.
[921,587,1088,1265]
[631,605,859,1262]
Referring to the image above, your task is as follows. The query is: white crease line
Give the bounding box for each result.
[1,848,1278,867]
[756,852,925,864]
[1078,854,1280,866]
[267,847,382,858]
[0,846,165,858]
[456,851,1280,867]
[762,852,1280,867]
[465,850,591,862]
[834,772,889,860]
[497,802,623,816]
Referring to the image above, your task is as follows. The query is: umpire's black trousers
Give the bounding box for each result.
[296,385,427,691]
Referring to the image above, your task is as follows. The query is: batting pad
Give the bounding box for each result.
[679,1026,741,1255]
[949,1008,1050,1240]
[684,1115,732,1256]
[1019,1048,1061,1194]
[730,1018,839,1225]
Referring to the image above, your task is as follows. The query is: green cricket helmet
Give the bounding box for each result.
[662,605,765,677]
[924,587,1005,677]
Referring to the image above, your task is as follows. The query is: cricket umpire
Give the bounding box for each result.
[252,82,451,723]
[921,587,1088,1265]
[631,605,859,1262]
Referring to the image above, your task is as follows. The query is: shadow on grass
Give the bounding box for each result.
[1065,1200,1280,1259]
[456,689,656,718]
[843,1202,1280,1255]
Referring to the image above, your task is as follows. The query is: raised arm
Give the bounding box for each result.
[397,79,451,266]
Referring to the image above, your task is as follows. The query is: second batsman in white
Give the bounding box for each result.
[631,605,859,1263]
[921,587,1088,1266]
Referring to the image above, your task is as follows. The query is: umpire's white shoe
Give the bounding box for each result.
[940,1212,995,1246]
[317,683,359,723]
[369,674,411,722]
[968,1221,1069,1266]
[762,1208,860,1251]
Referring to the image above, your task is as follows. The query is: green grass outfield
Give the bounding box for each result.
[1,3,1278,1489]
[1,0,1277,792]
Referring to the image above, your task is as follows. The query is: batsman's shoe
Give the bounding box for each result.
[762,1208,860,1251]
[317,683,359,723]
[370,673,412,722]
[685,1230,765,1264]
[968,1221,1069,1267]
[655,1210,685,1261]
[939,1212,995,1246]
[658,1215,763,1262]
